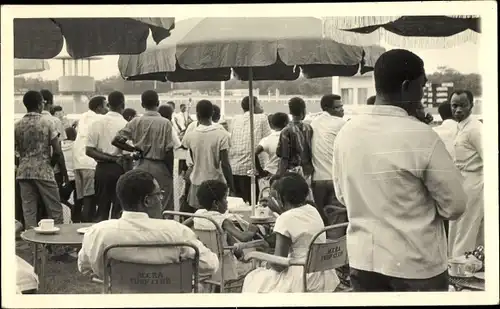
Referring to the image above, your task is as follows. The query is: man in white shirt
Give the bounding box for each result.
[332,49,466,291]
[433,101,458,158]
[78,169,219,281]
[173,103,193,136]
[229,96,272,204]
[86,91,130,221]
[448,90,484,258]
[310,94,346,211]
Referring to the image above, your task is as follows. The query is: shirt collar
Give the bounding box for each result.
[457,115,473,131]
[144,111,161,117]
[362,105,409,118]
[120,211,149,220]
[441,119,458,127]
[25,112,40,117]
[106,111,123,118]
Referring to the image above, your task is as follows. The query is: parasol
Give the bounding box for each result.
[14,59,50,76]
[118,17,385,212]
[322,15,480,49]
[14,17,175,59]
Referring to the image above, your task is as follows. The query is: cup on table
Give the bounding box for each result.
[256,206,270,218]
[448,258,476,277]
[38,219,54,231]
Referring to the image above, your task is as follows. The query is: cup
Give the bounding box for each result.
[256,206,269,218]
[38,219,54,231]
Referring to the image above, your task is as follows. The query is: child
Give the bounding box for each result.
[60,126,81,223]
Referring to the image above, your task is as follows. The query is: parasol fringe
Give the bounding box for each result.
[321,16,480,30]
[323,26,479,49]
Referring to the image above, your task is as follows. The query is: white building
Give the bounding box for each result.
[332,72,375,106]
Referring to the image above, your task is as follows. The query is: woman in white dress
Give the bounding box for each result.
[242,172,340,293]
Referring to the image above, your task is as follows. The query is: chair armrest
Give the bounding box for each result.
[234,239,270,250]
[241,251,291,266]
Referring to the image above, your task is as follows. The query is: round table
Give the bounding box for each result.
[21,223,93,293]
[249,216,276,225]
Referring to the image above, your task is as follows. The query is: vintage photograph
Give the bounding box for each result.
[1,2,498,308]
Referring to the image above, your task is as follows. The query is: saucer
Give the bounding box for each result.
[77,227,90,234]
[448,270,473,278]
[34,227,60,234]
[250,216,273,221]
[473,272,485,280]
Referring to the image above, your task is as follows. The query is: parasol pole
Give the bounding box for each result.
[248,68,257,215]
[220,81,225,117]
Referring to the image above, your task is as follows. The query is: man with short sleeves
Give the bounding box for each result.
[332,49,466,291]
[182,100,235,212]
[448,90,484,257]
[86,91,129,221]
[113,90,175,214]
[15,91,66,228]
[229,96,271,204]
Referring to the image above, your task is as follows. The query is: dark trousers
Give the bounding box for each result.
[18,179,63,228]
[95,162,124,222]
[311,180,341,209]
[350,268,449,292]
[233,175,259,204]
[15,178,25,227]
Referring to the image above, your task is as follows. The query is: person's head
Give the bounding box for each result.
[40,89,54,111]
[180,103,187,113]
[88,95,107,115]
[107,91,125,113]
[158,104,174,120]
[438,101,453,121]
[366,95,376,105]
[51,105,64,118]
[122,108,137,122]
[241,96,263,114]
[373,49,426,115]
[212,104,221,123]
[23,90,44,113]
[271,172,309,210]
[196,99,214,122]
[116,170,164,218]
[270,112,289,131]
[320,94,344,117]
[267,113,274,127]
[450,90,474,122]
[141,90,160,110]
[167,101,176,111]
[288,97,307,120]
[65,126,77,141]
[196,180,229,214]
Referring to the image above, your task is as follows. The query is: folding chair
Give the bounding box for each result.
[163,210,267,293]
[102,242,200,294]
[242,222,349,292]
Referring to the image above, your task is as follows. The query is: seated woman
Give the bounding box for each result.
[17,256,39,294]
[183,180,265,282]
[242,172,340,293]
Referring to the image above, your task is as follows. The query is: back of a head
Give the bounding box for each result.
[212,104,221,122]
[271,112,290,130]
[196,99,213,120]
[374,49,425,96]
[320,94,341,110]
[108,91,125,110]
[275,172,309,205]
[51,105,63,115]
[116,169,156,211]
[167,101,175,109]
[241,96,258,112]
[23,90,43,111]
[40,89,53,105]
[366,95,376,105]
[288,97,306,117]
[437,102,453,120]
[88,96,106,112]
[196,180,228,210]
[141,90,159,110]
[65,126,77,141]
[158,105,173,120]
[123,108,137,120]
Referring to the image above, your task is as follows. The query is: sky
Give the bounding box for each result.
[19,16,480,81]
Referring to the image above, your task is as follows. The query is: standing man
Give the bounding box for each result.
[52,105,72,129]
[276,97,314,180]
[173,103,192,138]
[448,90,484,257]
[73,96,107,222]
[15,91,66,228]
[113,90,175,216]
[86,91,130,221]
[310,94,346,211]
[332,49,466,292]
[229,96,272,204]
[433,101,458,158]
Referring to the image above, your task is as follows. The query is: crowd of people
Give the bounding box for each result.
[14,48,483,293]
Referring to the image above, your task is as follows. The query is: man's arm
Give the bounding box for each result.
[112,120,138,152]
[254,145,267,176]
[331,140,346,206]
[469,123,483,160]
[86,121,120,163]
[423,139,467,220]
[275,130,290,176]
[220,149,235,193]
[50,130,68,182]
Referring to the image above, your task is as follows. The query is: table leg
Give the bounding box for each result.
[32,243,38,273]
[39,244,48,293]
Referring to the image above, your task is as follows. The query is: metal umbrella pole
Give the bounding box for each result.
[248,67,257,215]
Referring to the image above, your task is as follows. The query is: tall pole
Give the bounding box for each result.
[220,81,226,117]
[248,68,256,214]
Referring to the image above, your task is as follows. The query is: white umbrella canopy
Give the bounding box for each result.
[14,59,50,76]
[14,17,175,59]
[322,15,480,49]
